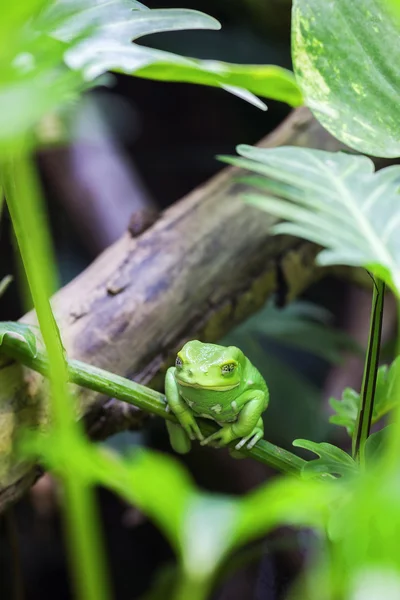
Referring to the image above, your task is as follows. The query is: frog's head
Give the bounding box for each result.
[174,341,244,391]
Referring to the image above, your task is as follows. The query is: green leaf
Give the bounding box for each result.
[50,1,301,108]
[373,357,400,421]
[293,439,358,479]
[222,146,400,297]
[234,474,337,544]
[385,0,400,20]
[0,321,37,358]
[292,0,400,157]
[0,5,84,151]
[329,389,359,437]
[365,425,395,464]
[330,359,400,436]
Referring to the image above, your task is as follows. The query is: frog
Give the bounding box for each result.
[165,340,269,454]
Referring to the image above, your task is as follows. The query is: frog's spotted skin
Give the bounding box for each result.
[165,340,269,454]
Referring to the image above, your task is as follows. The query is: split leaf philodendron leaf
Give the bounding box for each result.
[330,358,400,436]
[48,0,302,109]
[292,0,400,157]
[0,0,302,152]
[293,440,358,479]
[220,146,400,297]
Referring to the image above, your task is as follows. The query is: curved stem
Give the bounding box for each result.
[352,277,385,464]
[0,330,306,477]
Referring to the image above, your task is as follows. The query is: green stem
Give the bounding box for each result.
[63,479,111,600]
[397,297,400,359]
[2,155,73,431]
[1,331,306,477]
[2,153,111,600]
[352,277,385,464]
[174,573,211,600]
[382,301,400,470]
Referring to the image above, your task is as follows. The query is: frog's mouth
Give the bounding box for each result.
[176,379,240,391]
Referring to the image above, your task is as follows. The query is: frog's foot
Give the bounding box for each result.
[201,425,235,448]
[235,427,264,451]
[178,413,204,442]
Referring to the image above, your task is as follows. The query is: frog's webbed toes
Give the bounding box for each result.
[201,427,231,448]
[200,431,221,446]
[235,427,263,451]
[246,429,263,449]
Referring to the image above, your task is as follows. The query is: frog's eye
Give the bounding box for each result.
[221,362,236,375]
[175,356,183,368]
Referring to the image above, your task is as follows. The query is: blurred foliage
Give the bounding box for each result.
[24,434,339,600]
[0,0,301,152]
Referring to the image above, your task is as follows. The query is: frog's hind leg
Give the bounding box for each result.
[166,421,192,454]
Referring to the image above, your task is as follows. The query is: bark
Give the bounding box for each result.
[0,107,349,511]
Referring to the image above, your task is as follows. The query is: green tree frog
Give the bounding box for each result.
[165,340,269,454]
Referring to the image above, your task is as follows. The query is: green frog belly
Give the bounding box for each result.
[177,384,241,422]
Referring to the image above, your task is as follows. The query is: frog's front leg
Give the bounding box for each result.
[165,367,204,453]
[201,390,266,450]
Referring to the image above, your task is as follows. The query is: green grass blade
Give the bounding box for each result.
[2,152,111,600]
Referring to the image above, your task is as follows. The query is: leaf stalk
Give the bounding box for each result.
[352,277,385,463]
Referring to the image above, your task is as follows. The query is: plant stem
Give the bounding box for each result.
[397,297,400,359]
[174,573,211,600]
[352,277,385,464]
[62,478,111,600]
[0,329,307,477]
[2,153,111,600]
[2,155,74,431]
[382,301,400,470]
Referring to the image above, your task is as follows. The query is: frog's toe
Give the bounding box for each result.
[235,428,263,451]
[246,429,263,449]
[235,434,252,450]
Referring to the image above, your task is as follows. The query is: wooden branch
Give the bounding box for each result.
[0,107,348,510]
